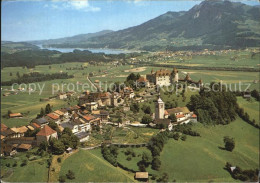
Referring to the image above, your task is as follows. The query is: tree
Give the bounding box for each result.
[157,173,169,182]
[223,136,235,152]
[16,71,20,78]
[169,114,177,122]
[142,105,151,114]
[151,156,161,170]
[9,72,12,76]
[39,141,48,151]
[49,65,52,69]
[66,170,75,180]
[51,139,65,155]
[141,115,152,124]
[62,127,73,136]
[130,103,139,113]
[45,104,52,114]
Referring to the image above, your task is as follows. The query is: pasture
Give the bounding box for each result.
[1,151,49,182]
[59,149,136,182]
[116,118,259,182]
[237,96,259,123]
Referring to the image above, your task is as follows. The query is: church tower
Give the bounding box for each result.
[171,67,179,83]
[155,95,165,119]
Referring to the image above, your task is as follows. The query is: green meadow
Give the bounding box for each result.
[1,151,49,182]
[115,118,259,182]
[237,96,259,123]
[59,149,136,182]
[155,49,260,69]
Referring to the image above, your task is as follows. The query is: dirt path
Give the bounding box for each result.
[48,149,79,183]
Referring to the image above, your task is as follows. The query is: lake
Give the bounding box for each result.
[36,44,137,54]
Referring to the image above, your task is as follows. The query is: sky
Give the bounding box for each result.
[2,0,260,42]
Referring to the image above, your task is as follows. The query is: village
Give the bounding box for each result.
[0,67,202,179]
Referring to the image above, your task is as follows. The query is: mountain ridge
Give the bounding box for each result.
[29,1,260,51]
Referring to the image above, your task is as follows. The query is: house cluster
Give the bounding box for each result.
[145,68,203,87]
[153,95,197,130]
[79,89,135,108]
[1,104,110,156]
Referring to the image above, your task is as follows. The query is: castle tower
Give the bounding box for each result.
[173,67,179,83]
[185,73,191,81]
[155,95,165,119]
[171,67,179,83]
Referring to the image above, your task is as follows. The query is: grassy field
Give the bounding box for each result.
[237,96,259,123]
[154,49,260,69]
[1,152,49,182]
[59,149,136,182]
[116,118,259,182]
[158,118,259,182]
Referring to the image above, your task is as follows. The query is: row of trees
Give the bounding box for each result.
[101,144,119,167]
[147,131,169,171]
[236,107,259,129]
[225,162,259,182]
[37,104,52,118]
[2,72,74,86]
[2,49,131,68]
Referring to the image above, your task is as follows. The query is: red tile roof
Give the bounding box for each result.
[192,114,197,118]
[164,110,169,115]
[36,125,57,136]
[176,114,185,119]
[1,123,8,132]
[137,77,148,82]
[47,113,59,120]
[82,115,95,121]
[32,123,41,128]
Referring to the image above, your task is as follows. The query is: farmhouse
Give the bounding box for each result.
[10,126,28,138]
[36,125,58,145]
[135,172,149,181]
[57,92,67,100]
[9,113,23,118]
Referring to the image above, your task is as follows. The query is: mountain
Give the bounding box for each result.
[41,1,260,51]
[1,41,39,53]
[30,30,114,45]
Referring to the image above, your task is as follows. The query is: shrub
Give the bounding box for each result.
[59,175,66,183]
[12,161,17,167]
[66,170,75,180]
[57,157,62,163]
[20,160,28,167]
[126,156,132,161]
[181,135,187,141]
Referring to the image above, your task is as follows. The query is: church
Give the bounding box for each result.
[154,95,197,130]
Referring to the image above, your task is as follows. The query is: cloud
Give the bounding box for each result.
[67,0,100,12]
[45,0,100,12]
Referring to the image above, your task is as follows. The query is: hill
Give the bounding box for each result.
[1,41,39,53]
[43,1,260,51]
[30,30,113,46]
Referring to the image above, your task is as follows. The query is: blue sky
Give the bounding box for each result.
[2,0,260,42]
